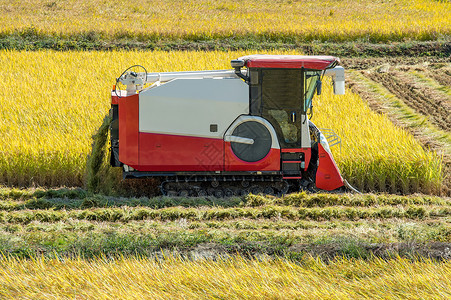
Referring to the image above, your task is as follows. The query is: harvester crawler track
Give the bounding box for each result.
[160,175,290,197]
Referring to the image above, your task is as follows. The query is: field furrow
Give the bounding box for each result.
[366,71,450,131]
[1,205,450,224]
[0,190,449,259]
[419,67,451,96]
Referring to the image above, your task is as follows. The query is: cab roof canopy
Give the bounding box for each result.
[239,55,339,70]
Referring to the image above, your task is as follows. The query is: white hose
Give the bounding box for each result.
[343,179,362,194]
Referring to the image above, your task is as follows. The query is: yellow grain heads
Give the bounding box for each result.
[0,0,450,42]
[0,256,450,298]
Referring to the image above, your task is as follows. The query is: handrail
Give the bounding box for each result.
[319,128,341,149]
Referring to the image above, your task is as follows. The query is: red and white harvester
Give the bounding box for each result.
[110,55,347,197]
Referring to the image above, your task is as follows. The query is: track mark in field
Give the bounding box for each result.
[426,66,451,88]
[366,70,451,131]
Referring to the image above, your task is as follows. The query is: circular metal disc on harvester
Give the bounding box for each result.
[231,121,272,162]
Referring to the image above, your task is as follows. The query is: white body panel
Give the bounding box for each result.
[145,70,245,84]
[300,114,311,148]
[139,78,249,138]
[324,66,345,95]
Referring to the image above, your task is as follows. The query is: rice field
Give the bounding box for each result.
[0,181,449,298]
[1,0,449,297]
[1,0,450,43]
[0,254,450,299]
[0,50,443,193]
[0,188,449,298]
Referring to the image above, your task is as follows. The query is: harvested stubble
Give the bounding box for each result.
[0,189,448,210]
[0,50,443,193]
[1,204,449,224]
[0,189,450,258]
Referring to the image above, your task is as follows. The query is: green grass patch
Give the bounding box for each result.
[0,220,450,259]
[0,35,449,57]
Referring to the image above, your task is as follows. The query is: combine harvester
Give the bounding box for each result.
[109,55,357,196]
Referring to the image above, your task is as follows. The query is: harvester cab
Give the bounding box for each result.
[110,55,348,196]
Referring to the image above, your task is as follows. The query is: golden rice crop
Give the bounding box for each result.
[1,0,450,42]
[0,255,450,299]
[0,50,443,193]
[315,86,443,193]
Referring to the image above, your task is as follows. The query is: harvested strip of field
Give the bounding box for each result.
[347,69,451,153]
[0,190,449,259]
[1,189,449,209]
[1,39,450,57]
[2,205,450,224]
[366,68,451,131]
[342,56,451,70]
[1,217,450,258]
[408,67,451,97]
[0,256,450,299]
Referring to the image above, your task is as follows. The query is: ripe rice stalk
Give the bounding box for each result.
[0,0,449,43]
[0,255,450,299]
[0,50,443,194]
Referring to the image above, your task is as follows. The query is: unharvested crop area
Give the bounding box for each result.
[346,61,451,194]
[1,0,449,44]
[0,50,443,194]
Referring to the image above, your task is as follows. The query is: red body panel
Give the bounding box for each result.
[316,143,344,190]
[118,94,139,167]
[111,94,119,105]
[138,133,224,171]
[112,90,129,105]
[224,142,280,171]
[240,55,338,70]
